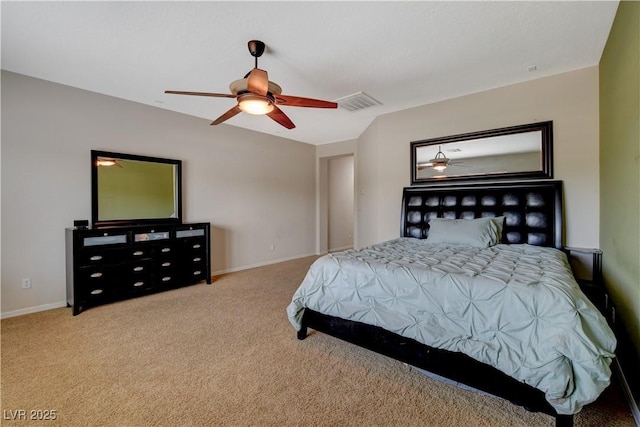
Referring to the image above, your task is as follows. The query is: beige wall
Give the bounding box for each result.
[356,67,601,249]
[328,155,354,252]
[316,140,357,254]
[600,0,640,363]
[0,65,613,322]
[1,71,316,316]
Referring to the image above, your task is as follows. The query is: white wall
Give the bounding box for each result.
[356,67,601,249]
[1,71,317,316]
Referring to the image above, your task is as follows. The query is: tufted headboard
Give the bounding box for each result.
[401,180,563,249]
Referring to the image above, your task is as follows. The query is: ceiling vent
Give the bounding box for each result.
[335,92,382,112]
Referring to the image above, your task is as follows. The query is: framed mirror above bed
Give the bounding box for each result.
[410,121,553,185]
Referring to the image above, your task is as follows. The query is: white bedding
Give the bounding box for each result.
[287,238,616,415]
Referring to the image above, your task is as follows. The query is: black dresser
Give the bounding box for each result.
[66,223,211,315]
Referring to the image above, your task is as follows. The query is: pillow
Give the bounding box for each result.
[426,217,503,248]
[490,216,505,243]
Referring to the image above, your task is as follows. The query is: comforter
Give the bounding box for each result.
[287,238,616,414]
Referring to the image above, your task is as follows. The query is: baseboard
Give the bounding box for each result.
[1,254,320,320]
[614,355,640,426]
[212,252,319,276]
[329,245,353,253]
[1,301,68,319]
[608,300,640,426]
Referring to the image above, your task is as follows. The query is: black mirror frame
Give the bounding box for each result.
[410,121,553,185]
[91,150,183,227]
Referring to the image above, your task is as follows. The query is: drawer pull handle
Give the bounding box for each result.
[161,248,171,253]
[162,262,171,267]
[193,270,202,275]
[90,289,103,295]
[90,272,103,278]
[134,281,144,287]
[162,276,172,282]
[193,244,201,249]
[90,255,103,261]
[193,257,201,262]
[133,266,144,272]
[133,251,144,256]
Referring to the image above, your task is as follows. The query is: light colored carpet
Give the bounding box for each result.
[1,256,635,426]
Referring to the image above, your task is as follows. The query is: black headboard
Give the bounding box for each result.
[401,180,563,249]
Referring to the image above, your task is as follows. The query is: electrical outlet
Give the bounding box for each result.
[21,278,32,289]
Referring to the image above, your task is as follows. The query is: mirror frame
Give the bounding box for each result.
[410,121,553,185]
[91,150,182,227]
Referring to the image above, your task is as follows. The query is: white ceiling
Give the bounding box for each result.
[1,1,619,145]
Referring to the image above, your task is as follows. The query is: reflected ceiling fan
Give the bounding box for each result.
[417,146,465,172]
[165,40,338,129]
[96,156,123,168]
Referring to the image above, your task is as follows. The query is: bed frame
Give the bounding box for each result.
[297,180,575,427]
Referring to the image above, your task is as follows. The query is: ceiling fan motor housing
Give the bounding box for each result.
[248,40,266,58]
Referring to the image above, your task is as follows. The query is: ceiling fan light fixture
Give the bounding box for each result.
[430,146,448,172]
[237,93,274,115]
[433,163,447,172]
[97,158,117,167]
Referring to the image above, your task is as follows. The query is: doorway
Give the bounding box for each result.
[319,154,354,253]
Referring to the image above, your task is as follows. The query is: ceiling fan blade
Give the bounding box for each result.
[275,95,337,109]
[247,68,269,96]
[165,90,236,98]
[211,105,242,125]
[267,106,295,129]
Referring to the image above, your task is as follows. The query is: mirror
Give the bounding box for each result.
[91,150,182,227]
[410,121,552,184]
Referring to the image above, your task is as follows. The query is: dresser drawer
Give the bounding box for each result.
[133,230,171,243]
[128,259,153,278]
[157,258,176,274]
[124,277,156,294]
[77,266,121,302]
[80,232,128,248]
[157,272,177,287]
[156,244,174,257]
[189,267,207,282]
[78,249,125,267]
[181,237,206,254]
[176,228,206,238]
[129,247,153,260]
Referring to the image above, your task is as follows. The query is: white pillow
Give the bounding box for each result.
[426,217,503,248]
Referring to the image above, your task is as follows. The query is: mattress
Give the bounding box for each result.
[287,238,616,414]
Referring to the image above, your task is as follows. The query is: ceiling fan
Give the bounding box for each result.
[417,146,465,172]
[165,40,338,129]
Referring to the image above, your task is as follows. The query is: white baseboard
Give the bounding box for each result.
[613,358,640,426]
[212,252,319,276]
[1,254,320,320]
[329,245,353,253]
[1,301,68,319]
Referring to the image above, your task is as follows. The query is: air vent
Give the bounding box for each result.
[335,92,382,112]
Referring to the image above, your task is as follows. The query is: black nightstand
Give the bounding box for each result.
[564,247,613,324]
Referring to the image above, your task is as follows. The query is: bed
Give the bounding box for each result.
[287,180,616,427]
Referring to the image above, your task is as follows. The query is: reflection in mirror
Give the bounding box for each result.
[91,150,182,227]
[411,121,552,184]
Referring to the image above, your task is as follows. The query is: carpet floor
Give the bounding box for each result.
[1,256,635,426]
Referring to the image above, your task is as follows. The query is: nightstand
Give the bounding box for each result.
[564,247,613,324]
